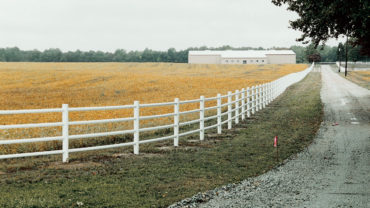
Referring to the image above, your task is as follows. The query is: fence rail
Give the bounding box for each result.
[0,63,314,162]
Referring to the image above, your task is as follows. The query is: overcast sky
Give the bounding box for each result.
[0,0,341,52]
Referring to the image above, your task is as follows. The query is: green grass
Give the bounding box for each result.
[0,72,323,208]
[345,72,370,89]
[332,65,370,89]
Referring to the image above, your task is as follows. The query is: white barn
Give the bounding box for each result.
[188,50,296,64]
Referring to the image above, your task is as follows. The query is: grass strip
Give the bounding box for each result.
[0,72,323,208]
[332,64,370,89]
[340,72,370,89]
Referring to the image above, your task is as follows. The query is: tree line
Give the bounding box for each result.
[0,44,368,63]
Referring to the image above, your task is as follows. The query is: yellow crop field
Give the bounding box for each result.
[0,62,307,153]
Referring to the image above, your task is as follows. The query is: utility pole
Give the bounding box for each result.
[338,47,341,72]
[345,34,348,77]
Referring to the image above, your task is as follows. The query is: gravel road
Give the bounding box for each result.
[171,65,370,208]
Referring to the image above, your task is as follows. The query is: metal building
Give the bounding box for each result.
[188,50,296,64]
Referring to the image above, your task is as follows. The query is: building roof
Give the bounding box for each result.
[264,50,296,55]
[188,50,295,58]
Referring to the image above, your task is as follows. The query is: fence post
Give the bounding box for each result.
[251,86,255,114]
[241,88,245,121]
[174,98,179,146]
[259,85,262,110]
[200,96,205,141]
[227,91,232,129]
[270,82,274,103]
[279,81,282,96]
[259,85,263,110]
[271,82,274,100]
[133,101,140,154]
[256,85,259,112]
[235,90,239,124]
[217,93,222,134]
[261,84,264,109]
[263,84,266,108]
[62,104,69,163]
[247,87,251,117]
[278,81,281,96]
[265,84,268,106]
[268,83,270,104]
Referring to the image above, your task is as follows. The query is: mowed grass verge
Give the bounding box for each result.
[0,72,322,207]
[339,70,370,89]
[333,64,370,89]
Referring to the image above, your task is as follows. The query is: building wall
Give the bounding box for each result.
[188,55,221,64]
[266,54,296,64]
[221,58,267,64]
[188,54,296,64]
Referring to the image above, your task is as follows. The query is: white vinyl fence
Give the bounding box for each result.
[336,61,370,72]
[0,63,314,162]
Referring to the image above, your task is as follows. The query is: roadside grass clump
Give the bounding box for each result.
[0,72,322,207]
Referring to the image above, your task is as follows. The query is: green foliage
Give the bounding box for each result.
[290,45,305,63]
[347,43,362,63]
[272,0,370,56]
[0,45,367,63]
[0,46,266,63]
[304,44,320,63]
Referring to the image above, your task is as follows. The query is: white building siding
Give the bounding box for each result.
[188,54,221,64]
[221,58,267,64]
[266,54,296,64]
[188,50,296,64]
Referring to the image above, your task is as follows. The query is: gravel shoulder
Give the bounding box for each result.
[173,65,370,208]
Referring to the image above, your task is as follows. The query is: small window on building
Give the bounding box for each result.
[225,60,228,63]
[243,60,247,64]
[256,60,259,63]
[262,60,264,62]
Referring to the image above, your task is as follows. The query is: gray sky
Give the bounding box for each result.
[0,0,341,52]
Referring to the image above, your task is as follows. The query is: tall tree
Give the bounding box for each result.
[290,45,306,63]
[271,0,370,56]
[41,48,62,62]
[113,49,127,62]
[3,47,22,61]
[305,44,320,63]
[347,39,362,63]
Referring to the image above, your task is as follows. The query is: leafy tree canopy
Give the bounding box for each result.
[272,0,370,55]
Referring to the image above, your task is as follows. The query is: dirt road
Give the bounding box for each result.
[190,65,370,207]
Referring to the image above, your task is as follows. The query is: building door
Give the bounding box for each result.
[243,60,247,64]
